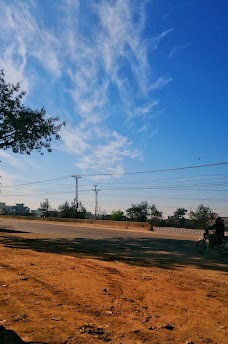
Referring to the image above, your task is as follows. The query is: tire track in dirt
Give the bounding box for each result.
[0,252,117,342]
[81,261,161,343]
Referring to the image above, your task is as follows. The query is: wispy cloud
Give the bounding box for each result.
[0,0,61,88]
[149,128,158,138]
[62,126,141,175]
[137,125,147,134]
[60,126,91,155]
[0,168,17,189]
[150,28,174,49]
[0,151,40,171]
[58,0,151,173]
[150,76,172,91]
[0,151,20,169]
[169,42,192,58]
[131,100,159,119]
[0,0,172,175]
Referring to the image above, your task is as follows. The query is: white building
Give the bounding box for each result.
[0,202,30,215]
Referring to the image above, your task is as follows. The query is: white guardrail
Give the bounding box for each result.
[154,228,228,236]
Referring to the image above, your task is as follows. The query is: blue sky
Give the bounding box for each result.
[0,0,227,217]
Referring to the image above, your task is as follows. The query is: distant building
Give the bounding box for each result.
[0,202,30,215]
[14,203,30,215]
[0,202,7,214]
[31,208,46,217]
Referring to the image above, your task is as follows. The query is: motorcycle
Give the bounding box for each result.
[196,229,228,256]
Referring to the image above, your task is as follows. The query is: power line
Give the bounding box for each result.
[15,171,228,185]
[99,194,228,202]
[2,189,227,202]
[1,161,228,187]
[3,171,228,189]
[2,184,228,198]
[1,175,72,187]
[79,162,228,177]
[1,179,228,195]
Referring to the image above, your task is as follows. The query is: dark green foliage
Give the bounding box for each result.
[39,198,52,217]
[58,201,73,218]
[173,208,187,219]
[173,208,188,227]
[189,204,215,229]
[0,70,65,155]
[111,210,126,221]
[126,201,148,222]
[148,204,163,226]
[149,204,163,219]
[58,201,86,219]
[40,199,51,212]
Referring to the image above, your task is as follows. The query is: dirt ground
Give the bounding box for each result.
[0,229,228,344]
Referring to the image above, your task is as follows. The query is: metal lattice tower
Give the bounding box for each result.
[92,184,101,219]
[71,175,81,210]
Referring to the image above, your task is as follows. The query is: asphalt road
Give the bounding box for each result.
[0,218,203,240]
[0,218,227,272]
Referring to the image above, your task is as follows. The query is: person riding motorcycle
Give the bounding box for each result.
[206,217,225,247]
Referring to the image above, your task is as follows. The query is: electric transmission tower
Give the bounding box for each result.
[71,175,81,210]
[92,184,101,219]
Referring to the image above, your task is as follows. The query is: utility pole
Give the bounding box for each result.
[92,184,101,219]
[71,175,81,210]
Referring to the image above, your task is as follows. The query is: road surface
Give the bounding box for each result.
[0,218,227,271]
[0,218,203,240]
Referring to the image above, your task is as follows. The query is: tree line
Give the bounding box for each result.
[111,202,216,229]
[39,199,87,219]
[40,198,217,229]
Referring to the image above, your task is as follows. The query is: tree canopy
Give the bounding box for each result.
[126,201,148,222]
[173,208,187,219]
[40,199,51,212]
[189,204,215,229]
[0,70,65,155]
[149,204,163,219]
[58,201,86,219]
[173,208,188,227]
[111,210,126,221]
